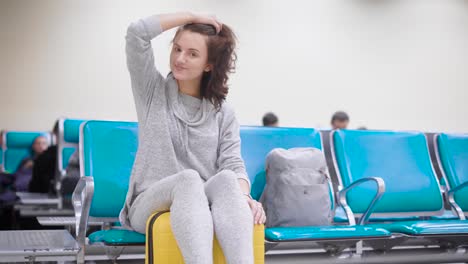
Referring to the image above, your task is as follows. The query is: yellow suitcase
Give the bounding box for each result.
[145,211,265,264]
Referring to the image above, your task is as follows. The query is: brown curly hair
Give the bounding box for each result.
[173,23,237,109]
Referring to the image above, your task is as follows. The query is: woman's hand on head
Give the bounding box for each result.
[191,14,222,33]
[158,12,222,33]
[246,197,266,225]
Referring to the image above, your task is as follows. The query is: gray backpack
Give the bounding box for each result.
[261,147,332,227]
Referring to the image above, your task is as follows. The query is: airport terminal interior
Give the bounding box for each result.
[1,0,467,263]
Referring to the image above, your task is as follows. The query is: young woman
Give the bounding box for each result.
[119,12,265,263]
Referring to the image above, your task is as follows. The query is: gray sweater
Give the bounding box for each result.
[119,15,249,229]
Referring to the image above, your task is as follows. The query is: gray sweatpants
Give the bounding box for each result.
[128,169,254,264]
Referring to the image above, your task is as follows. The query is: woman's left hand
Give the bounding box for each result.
[191,14,223,33]
[246,197,266,225]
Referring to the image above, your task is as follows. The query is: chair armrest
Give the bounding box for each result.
[337,177,385,225]
[72,177,94,246]
[447,181,468,220]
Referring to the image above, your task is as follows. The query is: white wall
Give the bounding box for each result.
[1,0,467,132]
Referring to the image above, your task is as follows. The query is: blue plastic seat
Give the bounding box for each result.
[368,220,468,236]
[332,129,468,237]
[436,133,468,219]
[241,126,323,200]
[72,121,142,263]
[3,131,51,173]
[266,225,390,241]
[81,121,138,219]
[57,118,86,172]
[89,229,146,245]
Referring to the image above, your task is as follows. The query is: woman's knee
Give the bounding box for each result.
[216,170,238,185]
[173,169,205,196]
[207,170,240,194]
[179,169,202,181]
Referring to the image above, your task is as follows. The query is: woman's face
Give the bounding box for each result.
[170,30,211,82]
[32,136,48,155]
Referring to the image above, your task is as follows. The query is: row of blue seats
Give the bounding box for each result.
[71,120,468,262]
[0,130,52,173]
[0,118,85,187]
[2,119,466,262]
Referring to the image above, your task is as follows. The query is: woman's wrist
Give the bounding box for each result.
[184,12,195,24]
[159,12,196,32]
[243,193,253,200]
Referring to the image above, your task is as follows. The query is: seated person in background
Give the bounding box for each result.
[28,146,80,200]
[29,123,59,193]
[331,111,349,130]
[28,122,80,197]
[15,135,49,192]
[28,145,57,193]
[262,112,279,127]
